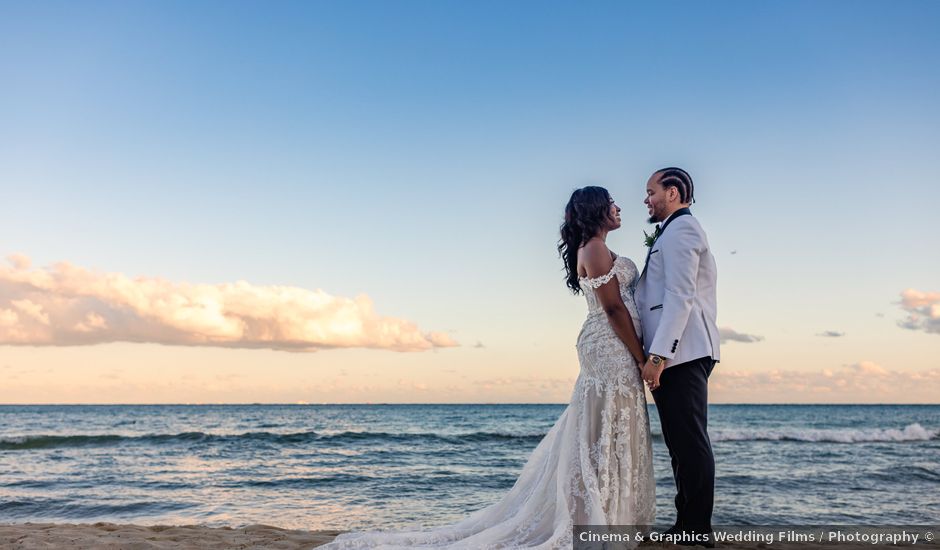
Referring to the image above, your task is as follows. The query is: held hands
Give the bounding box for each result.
[641,356,666,391]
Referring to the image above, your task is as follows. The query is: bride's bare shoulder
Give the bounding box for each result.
[577,239,614,279]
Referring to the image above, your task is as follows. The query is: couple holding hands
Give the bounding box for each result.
[326,167,720,549]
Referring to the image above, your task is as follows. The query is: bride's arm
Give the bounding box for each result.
[580,243,646,366]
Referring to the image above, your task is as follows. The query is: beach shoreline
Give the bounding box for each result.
[0,522,341,549]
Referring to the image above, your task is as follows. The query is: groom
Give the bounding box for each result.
[635,167,720,545]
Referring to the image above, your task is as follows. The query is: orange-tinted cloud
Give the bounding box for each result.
[0,254,457,352]
[710,362,940,403]
[898,288,940,334]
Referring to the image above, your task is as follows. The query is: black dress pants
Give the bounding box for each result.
[651,356,715,533]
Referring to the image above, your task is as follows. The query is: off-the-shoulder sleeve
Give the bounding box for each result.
[581,266,618,289]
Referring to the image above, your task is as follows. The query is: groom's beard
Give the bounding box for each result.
[647,215,659,224]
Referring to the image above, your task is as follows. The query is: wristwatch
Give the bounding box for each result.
[650,355,664,367]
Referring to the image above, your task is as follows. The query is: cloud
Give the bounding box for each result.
[816,330,845,338]
[0,255,457,352]
[897,289,940,334]
[397,379,430,392]
[710,362,940,403]
[719,326,764,344]
[849,361,889,375]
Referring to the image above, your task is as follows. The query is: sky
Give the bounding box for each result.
[1,0,938,404]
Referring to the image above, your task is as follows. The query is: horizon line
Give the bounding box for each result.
[1,402,938,406]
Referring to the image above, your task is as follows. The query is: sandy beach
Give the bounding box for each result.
[0,523,340,549]
[2,523,939,549]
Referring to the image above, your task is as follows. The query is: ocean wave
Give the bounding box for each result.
[0,430,547,451]
[0,434,127,450]
[871,464,940,483]
[710,423,939,443]
[0,497,191,519]
[6,423,933,451]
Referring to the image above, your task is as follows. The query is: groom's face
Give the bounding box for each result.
[644,176,670,223]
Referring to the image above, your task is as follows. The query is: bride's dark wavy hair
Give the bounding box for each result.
[558,186,615,295]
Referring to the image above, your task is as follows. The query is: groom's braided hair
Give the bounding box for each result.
[656,167,695,204]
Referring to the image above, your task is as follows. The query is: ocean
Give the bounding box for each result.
[1,404,938,531]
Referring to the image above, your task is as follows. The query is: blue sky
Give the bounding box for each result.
[1,1,938,403]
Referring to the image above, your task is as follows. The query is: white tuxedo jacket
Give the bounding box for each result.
[635,209,720,367]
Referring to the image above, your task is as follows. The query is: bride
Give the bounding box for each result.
[322,186,655,549]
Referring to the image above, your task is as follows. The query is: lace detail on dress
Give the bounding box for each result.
[579,256,640,322]
[580,269,616,289]
[320,253,655,550]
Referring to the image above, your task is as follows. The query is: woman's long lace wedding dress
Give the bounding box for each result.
[323,255,655,549]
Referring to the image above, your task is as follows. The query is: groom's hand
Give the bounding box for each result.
[642,357,665,390]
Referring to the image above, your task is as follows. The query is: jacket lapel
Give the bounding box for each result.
[640,207,692,279]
